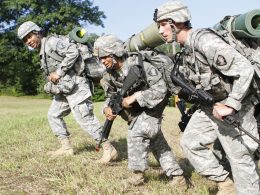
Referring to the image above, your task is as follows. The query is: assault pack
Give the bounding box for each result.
[127,49,181,96]
[43,27,105,82]
[212,9,260,99]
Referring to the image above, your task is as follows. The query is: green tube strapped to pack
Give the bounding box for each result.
[69,27,88,43]
[214,9,260,38]
[124,22,165,52]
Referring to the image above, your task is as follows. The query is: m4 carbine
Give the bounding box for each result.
[171,52,260,145]
[96,64,145,150]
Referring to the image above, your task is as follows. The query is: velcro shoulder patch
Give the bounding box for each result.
[148,67,159,76]
[213,49,234,70]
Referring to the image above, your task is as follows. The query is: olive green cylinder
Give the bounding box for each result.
[125,22,165,52]
[69,27,88,43]
[214,9,260,38]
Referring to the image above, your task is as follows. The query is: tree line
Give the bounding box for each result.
[0,0,173,101]
[0,0,106,100]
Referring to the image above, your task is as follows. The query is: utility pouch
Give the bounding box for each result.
[44,74,76,95]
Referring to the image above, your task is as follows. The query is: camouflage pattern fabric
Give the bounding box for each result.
[93,34,125,58]
[101,55,184,176]
[128,111,183,176]
[180,29,259,195]
[48,95,102,142]
[17,21,42,40]
[40,35,102,142]
[154,0,191,23]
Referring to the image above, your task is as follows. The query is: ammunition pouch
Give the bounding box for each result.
[120,103,143,124]
[44,73,76,95]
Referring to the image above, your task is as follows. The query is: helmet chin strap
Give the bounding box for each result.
[169,20,181,43]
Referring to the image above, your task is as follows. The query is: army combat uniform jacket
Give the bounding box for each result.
[101,55,184,176]
[101,55,168,121]
[180,28,259,195]
[40,35,102,141]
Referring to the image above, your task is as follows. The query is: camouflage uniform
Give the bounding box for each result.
[179,29,259,195]
[40,35,102,142]
[17,21,119,162]
[101,55,184,177]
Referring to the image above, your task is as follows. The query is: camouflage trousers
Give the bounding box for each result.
[47,91,102,142]
[127,111,183,177]
[181,98,259,195]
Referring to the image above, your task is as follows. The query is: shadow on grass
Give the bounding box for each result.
[74,144,96,154]
[208,187,218,195]
[179,158,195,188]
[179,158,219,193]
[73,138,128,162]
[113,138,128,161]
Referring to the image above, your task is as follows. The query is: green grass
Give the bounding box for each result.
[0,96,220,194]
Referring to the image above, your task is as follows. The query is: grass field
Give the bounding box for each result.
[0,96,221,194]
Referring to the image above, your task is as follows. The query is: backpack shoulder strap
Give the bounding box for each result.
[208,28,260,78]
[45,34,64,62]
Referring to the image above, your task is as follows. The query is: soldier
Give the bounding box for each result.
[17,21,118,163]
[93,34,186,187]
[153,1,259,195]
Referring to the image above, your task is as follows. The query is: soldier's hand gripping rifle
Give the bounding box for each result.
[171,51,213,131]
[171,52,260,144]
[96,63,145,151]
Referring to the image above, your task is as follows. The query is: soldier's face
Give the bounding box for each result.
[158,20,173,43]
[23,32,41,49]
[100,55,114,69]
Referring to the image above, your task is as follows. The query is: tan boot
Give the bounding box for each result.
[169,175,187,188]
[217,177,236,195]
[96,140,118,164]
[126,171,145,186]
[47,138,74,158]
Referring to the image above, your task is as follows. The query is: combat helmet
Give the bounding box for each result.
[93,34,125,58]
[154,0,191,23]
[17,21,42,40]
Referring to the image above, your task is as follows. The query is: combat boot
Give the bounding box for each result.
[217,177,236,195]
[125,171,145,186]
[96,140,118,164]
[47,138,74,158]
[169,175,187,188]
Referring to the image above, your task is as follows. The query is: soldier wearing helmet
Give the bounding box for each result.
[17,21,43,49]
[94,34,186,188]
[154,1,259,194]
[93,35,125,71]
[153,0,191,43]
[17,21,118,163]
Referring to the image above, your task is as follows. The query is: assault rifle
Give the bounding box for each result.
[176,99,198,132]
[171,52,214,106]
[171,52,260,144]
[96,64,145,151]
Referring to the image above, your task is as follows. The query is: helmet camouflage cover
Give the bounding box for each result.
[17,21,42,40]
[154,0,191,23]
[93,34,125,58]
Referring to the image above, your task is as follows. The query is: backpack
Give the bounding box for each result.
[209,29,260,94]
[211,14,260,99]
[132,50,180,95]
[44,34,105,83]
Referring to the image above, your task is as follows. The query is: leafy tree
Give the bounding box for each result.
[0,0,106,97]
[92,85,105,102]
